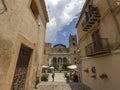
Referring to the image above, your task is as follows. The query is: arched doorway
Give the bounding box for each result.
[63,57,67,64]
[52,57,57,65]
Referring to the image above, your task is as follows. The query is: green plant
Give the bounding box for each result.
[41,74,49,81]
[62,63,71,71]
[64,72,67,77]
[52,64,58,70]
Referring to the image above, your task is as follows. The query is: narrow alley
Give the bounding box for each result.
[0,0,120,90]
[35,73,91,90]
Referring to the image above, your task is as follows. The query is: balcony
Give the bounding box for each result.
[85,38,110,56]
[82,5,100,31]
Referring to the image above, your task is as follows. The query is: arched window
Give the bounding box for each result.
[58,49,62,52]
[53,57,57,65]
[72,38,75,41]
[73,43,75,46]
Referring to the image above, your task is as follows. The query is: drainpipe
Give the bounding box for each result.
[34,23,40,89]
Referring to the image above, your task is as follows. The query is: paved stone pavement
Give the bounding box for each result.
[36,82,91,90]
[48,73,66,82]
[34,73,91,90]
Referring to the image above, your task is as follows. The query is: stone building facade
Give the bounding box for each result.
[76,0,120,90]
[43,35,78,69]
[0,0,48,90]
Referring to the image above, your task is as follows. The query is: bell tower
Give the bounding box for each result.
[69,34,77,53]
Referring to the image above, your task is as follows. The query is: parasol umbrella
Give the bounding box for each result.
[67,65,77,70]
[42,65,49,68]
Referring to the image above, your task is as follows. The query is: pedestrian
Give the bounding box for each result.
[52,72,55,82]
[73,72,78,82]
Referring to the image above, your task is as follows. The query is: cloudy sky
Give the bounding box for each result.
[45,0,86,47]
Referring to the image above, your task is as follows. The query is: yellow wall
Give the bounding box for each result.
[82,53,120,90]
[0,0,48,89]
[76,0,120,90]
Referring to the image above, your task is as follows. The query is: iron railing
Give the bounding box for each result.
[85,38,110,56]
[82,5,100,31]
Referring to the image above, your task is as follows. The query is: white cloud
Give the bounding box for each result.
[62,32,67,37]
[45,0,86,43]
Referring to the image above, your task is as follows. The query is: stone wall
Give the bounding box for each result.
[76,0,120,90]
[0,0,48,90]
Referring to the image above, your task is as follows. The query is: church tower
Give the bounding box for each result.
[69,34,77,53]
[69,34,78,64]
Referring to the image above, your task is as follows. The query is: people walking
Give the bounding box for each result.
[52,72,55,82]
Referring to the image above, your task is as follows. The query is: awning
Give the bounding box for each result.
[49,67,54,69]
[42,65,49,68]
[67,65,77,70]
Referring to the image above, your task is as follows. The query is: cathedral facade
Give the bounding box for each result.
[43,35,78,69]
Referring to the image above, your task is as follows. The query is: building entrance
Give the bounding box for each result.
[11,44,32,90]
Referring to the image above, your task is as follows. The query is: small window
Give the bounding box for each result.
[72,38,75,41]
[91,66,96,74]
[75,61,76,64]
[58,49,62,52]
[73,43,75,46]
[30,0,39,21]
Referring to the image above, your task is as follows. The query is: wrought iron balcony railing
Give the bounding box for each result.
[85,38,110,56]
[82,5,100,31]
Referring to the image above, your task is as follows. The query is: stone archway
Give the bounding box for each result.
[52,57,57,65]
[63,57,67,64]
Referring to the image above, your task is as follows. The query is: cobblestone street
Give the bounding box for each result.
[48,73,66,82]
[34,73,91,90]
[36,82,91,90]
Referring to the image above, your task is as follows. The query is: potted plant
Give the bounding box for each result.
[41,73,49,81]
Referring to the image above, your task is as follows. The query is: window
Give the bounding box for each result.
[30,0,39,21]
[58,49,62,52]
[75,61,76,64]
[73,43,75,46]
[72,38,75,41]
[92,30,103,51]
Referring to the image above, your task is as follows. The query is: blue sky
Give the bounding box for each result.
[52,18,79,47]
[45,0,86,47]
